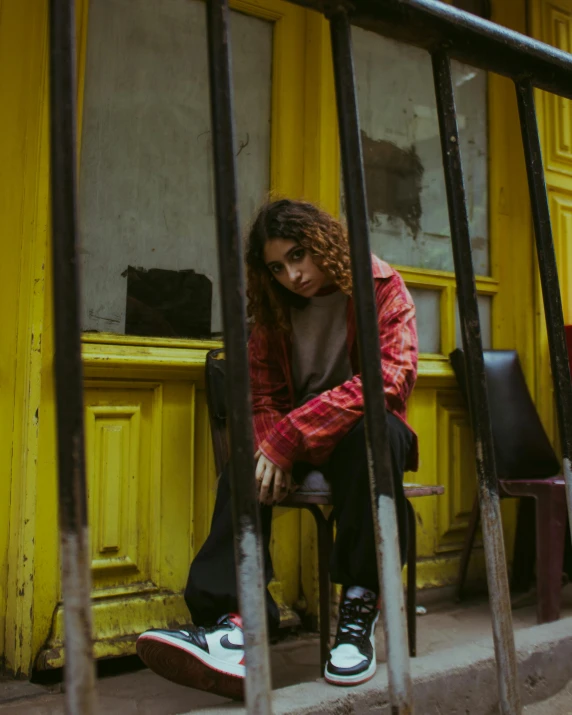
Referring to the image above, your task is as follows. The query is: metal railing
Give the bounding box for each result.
[49,2,95,713]
[48,0,572,714]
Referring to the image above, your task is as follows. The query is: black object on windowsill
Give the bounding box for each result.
[124,266,212,339]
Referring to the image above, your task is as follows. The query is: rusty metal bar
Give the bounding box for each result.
[297,0,572,102]
[432,50,521,715]
[49,1,96,713]
[329,10,413,714]
[515,79,572,535]
[205,0,273,712]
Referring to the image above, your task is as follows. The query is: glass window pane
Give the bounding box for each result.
[408,288,441,354]
[350,26,489,276]
[455,294,492,350]
[79,0,272,337]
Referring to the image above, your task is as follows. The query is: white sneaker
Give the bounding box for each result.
[136,614,245,700]
[325,586,379,686]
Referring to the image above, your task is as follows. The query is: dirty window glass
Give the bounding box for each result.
[79,0,272,337]
[351,26,489,276]
[408,288,441,354]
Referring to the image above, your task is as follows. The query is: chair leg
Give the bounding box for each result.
[307,505,333,674]
[457,494,480,602]
[535,486,568,623]
[511,496,536,593]
[406,499,417,657]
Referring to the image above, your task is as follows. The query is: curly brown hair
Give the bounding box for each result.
[246,199,353,331]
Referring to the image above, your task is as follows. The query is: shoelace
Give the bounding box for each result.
[214,615,231,628]
[334,596,377,648]
[180,615,234,635]
[177,615,233,648]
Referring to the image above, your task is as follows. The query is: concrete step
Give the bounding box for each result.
[3,591,572,714]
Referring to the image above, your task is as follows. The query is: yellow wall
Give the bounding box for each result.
[531,0,572,446]
[0,0,52,676]
[0,0,555,677]
[488,0,537,560]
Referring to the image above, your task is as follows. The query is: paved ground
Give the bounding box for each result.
[2,586,572,714]
[524,678,572,714]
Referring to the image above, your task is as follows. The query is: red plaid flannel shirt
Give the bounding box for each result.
[249,255,419,472]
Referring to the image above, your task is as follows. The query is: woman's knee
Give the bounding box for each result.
[386,412,413,467]
[340,414,409,462]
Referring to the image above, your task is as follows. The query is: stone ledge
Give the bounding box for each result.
[185,617,572,715]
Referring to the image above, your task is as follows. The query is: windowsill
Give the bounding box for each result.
[82,332,223,351]
[417,353,456,381]
[81,335,457,382]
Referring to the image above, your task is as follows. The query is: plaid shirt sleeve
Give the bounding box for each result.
[257,271,418,472]
[249,324,293,451]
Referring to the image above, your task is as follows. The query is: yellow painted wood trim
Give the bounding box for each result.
[82,341,216,381]
[82,332,223,350]
[529,0,567,444]
[270,5,306,198]
[442,284,457,357]
[37,592,191,670]
[548,190,572,323]
[395,265,499,292]
[151,385,164,585]
[485,0,535,576]
[231,0,285,20]
[544,170,572,194]
[229,0,307,199]
[3,0,51,677]
[396,266,498,358]
[417,356,456,380]
[303,11,341,216]
[186,382,198,585]
[75,0,89,165]
[82,338,454,376]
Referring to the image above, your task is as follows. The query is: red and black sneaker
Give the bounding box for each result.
[136,614,245,700]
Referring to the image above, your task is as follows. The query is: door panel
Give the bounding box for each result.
[38,374,199,667]
[86,383,164,592]
[532,0,572,440]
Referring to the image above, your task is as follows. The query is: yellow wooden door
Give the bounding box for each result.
[531,0,572,445]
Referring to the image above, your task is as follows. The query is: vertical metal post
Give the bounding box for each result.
[432,51,521,715]
[205,1,273,712]
[329,11,413,714]
[515,79,572,531]
[49,1,96,713]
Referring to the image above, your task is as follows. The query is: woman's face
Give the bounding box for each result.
[263,238,331,298]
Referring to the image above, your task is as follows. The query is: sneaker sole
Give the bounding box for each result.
[136,633,245,700]
[324,656,377,686]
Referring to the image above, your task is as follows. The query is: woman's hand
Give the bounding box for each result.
[254,450,293,505]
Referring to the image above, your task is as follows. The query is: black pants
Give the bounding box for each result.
[184,415,413,634]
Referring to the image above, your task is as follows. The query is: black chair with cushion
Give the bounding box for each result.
[450,349,568,623]
[204,347,444,668]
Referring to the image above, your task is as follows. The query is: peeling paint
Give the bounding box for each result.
[236,522,273,710]
[361,131,424,238]
[376,493,413,710]
[60,528,96,713]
